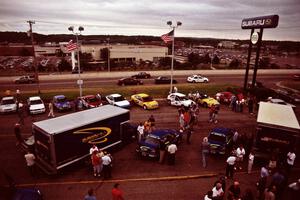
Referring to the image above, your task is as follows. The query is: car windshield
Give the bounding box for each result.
[87,97,99,103]
[178,96,188,101]
[30,99,43,105]
[56,97,67,103]
[114,96,125,102]
[144,137,159,146]
[142,96,153,102]
[209,132,226,143]
[1,99,15,105]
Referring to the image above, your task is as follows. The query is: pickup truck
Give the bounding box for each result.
[14,75,36,84]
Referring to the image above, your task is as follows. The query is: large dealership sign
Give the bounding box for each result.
[241,15,279,29]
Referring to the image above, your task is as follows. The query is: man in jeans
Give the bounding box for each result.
[225,154,236,179]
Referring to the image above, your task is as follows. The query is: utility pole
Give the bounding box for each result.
[27,20,40,94]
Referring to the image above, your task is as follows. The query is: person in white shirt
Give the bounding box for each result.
[24,151,36,176]
[89,145,99,155]
[248,150,255,174]
[167,143,177,165]
[286,149,296,174]
[212,183,224,200]
[225,154,236,179]
[102,152,112,179]
[137,122,144,142]
[204,190,213,200]
[236,144,246,170]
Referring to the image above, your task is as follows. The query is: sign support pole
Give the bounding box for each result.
[251,28,263,89]
[243,29,254,90]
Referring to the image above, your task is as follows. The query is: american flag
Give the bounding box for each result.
[66,40,78,52]
[161,30,174,43]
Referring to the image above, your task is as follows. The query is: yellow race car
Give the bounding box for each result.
[131,93,159,110]
[197,93,220,108]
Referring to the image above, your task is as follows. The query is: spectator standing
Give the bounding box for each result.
[159,139,167,164]
[236,144,246,170]
[201,137,210,168]
[211,182,224,200]
[248,96,254,114]
[84,188,97,200]
[179,111,185,130]
[24,151,36,177]
[173,86,178,93]
[137,122,144,142]
[257,166,269,200]
[209,104,216,123]
[48,101,55,118]
[186,127,192,144]
[91,151,102,177]
[248,150,254,174]
[148,115,155,128]
[167,143,177,165]
[286,149,296,175]
[227,181,241,200]
[14,123,23,145]
[112,183,124,200]
[233,130,239,145]
[102,152,112,179]
[16,100,24,125]
[226,154,236,179]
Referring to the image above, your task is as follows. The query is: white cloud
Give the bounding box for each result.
[0,0,299,40]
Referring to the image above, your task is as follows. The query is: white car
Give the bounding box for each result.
[0,96,19,113]
[105,93,131,109]
[187,75,209,83]
[167,92,195,107]
[27,96,46,114]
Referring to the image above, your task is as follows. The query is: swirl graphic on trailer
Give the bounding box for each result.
[73,127,112,144]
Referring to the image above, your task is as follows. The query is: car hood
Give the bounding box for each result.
[139,140,158,149]
[29,104,45,110]
[0,103,17,109]
[115,100,130,107]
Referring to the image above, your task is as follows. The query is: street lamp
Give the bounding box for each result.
[167,21,182,93]
[68,26,84,97]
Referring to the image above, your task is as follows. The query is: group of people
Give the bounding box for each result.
[90,144,113,179]
[84,183,124,200]
[229,94,256,115]
[136,115,156,142]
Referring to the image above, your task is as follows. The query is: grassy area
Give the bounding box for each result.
[16,83,240,102]
[281,81,300,91]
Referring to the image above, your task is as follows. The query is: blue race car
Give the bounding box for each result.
[207,127,235,155]
[53,95,72,111]
[136,129,181,158]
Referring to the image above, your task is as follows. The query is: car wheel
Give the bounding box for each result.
[193,80,196,83]
[204,80,208,83]
[203,103,208,108]
[143,105,147,110]
[122,82,125,86]
[167,100,171,105]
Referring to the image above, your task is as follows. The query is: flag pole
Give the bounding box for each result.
[170,27,175,93]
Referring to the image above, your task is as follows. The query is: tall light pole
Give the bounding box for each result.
[167,21,182,93]
[107,38,110,72]
[68,26,84,97]
[27,20,40,94]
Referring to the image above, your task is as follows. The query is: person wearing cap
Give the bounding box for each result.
[202,137,210,168]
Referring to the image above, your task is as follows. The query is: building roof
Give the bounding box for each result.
[33,105,129,135]
[257,102,300,131]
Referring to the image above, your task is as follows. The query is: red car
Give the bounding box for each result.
[215,92,244,103]
[78,95,102,109]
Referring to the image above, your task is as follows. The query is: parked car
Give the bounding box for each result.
[207,127,235,155]
[154,76,177,84]
[27,96,46,115]
[131,93,159,110]
[105,93,131,108]
[0,96,19,113]
[117,77,143,86]
[275,88,300,104]
[197,93,220,107]
[167,92,195,107]
[131,72,151,79]
[215,92,234,104]
[14,75,36,84]
[79,95,102,109]
[136,129,181,158]
[187,74,209,83]
[53,95,72,111]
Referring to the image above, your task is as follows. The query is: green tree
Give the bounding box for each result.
[229,58,241,69]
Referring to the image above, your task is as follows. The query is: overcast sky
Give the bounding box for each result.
[0,0,300,41]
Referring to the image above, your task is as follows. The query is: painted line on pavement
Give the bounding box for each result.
[16,173,218,187]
